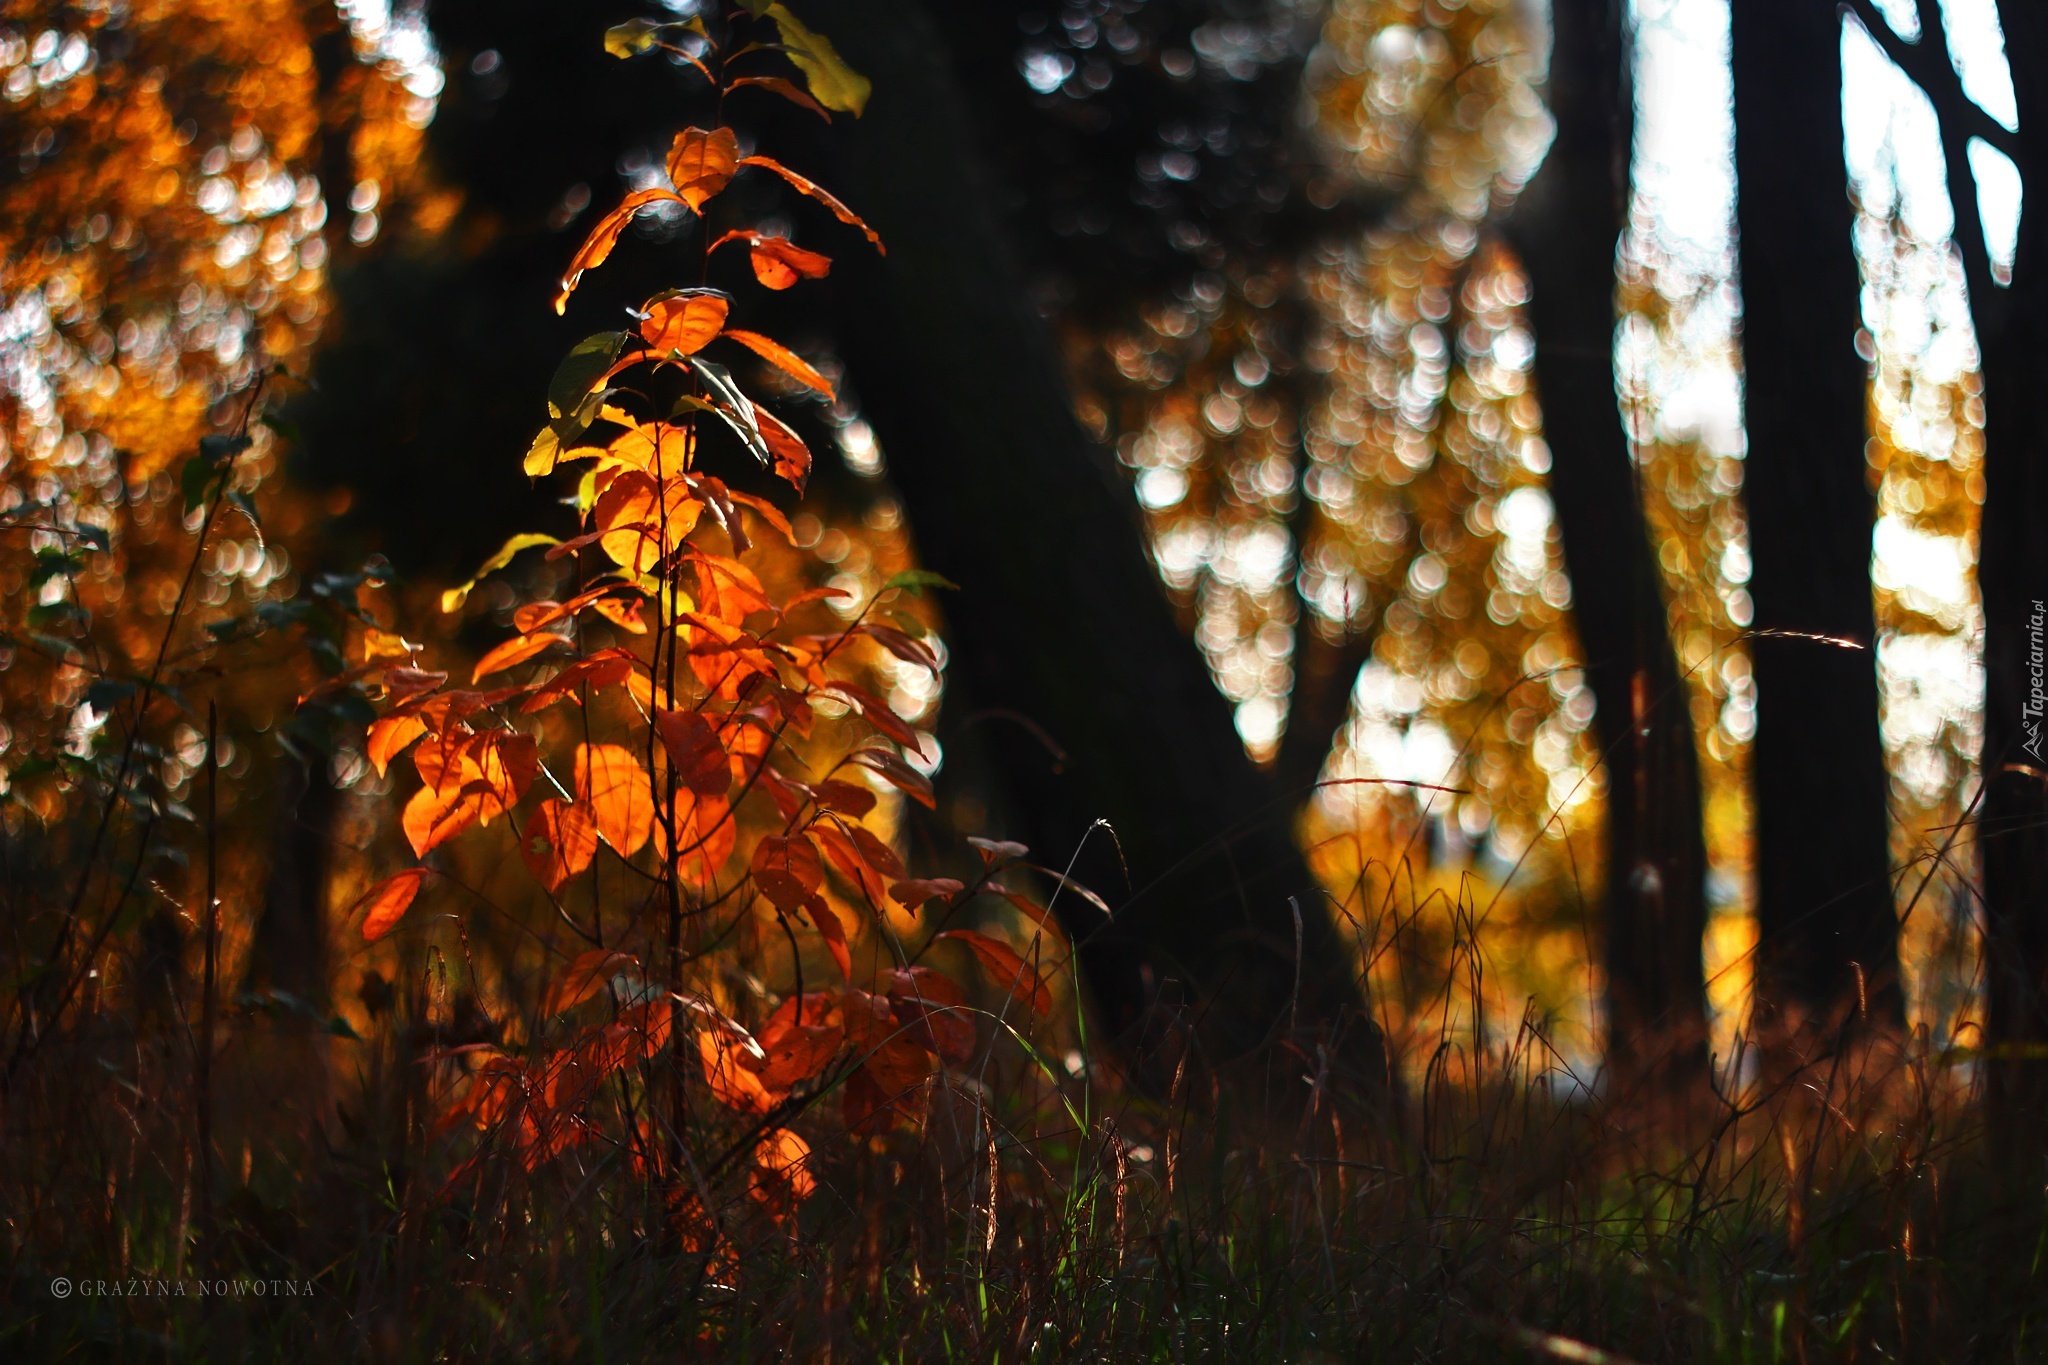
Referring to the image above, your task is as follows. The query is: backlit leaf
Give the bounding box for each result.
[935,929,1052,1016]
[752,832,823,911]
[699,1028,777,1113]
[366,713,427,775]
[737,155,884,252]
[543,948,639,1016]
[655,709,731,796]
[725,73,830,120]
[576,743,654,856]
[722,328,834,397]
[548,331,631,419]
[750,992,844,1090]
[356,868,430,942]
[442,533,563,613]
[889,877,963,909]
[848,747,935,808]
[763,4,871,115]
[594,469,701,574]
[750,236,831,289]
[521,798,598,891]
[639,290,729,355]
[554,188,686,313]
[472,630,571,682]
[666,126,739,212]
[754,408,812,493]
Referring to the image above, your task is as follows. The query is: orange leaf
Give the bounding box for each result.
[402,782,484,858]
[520,798,598,891]
[936,929,1051,1016]
[748,236,832,289]
[639,290,729,356]
[595,469,701,574]
[591,595,648,635]
[473,631,571,682]
[880,967,975,1064]
[752,833,824,911]
[606,421,696,480]
[655,709,731,796]
[720,328,833,397]
[848,747,935,808]
[889,877,963,908]
[748,1128,816,1218]
[755,408,812,494]
[699,1029,777,1114]
[726,73,830,120]
[367,713,427,776]
[751,992,844,1090]
[670,788,736,887]
[355,868,430,942]
[543,948,639,1016]
[737,154,885,252]
[554,186,685,313]
[519,648,639,713]
[666,125,739,211]
[815,824,889,907]
[576,743,654,856]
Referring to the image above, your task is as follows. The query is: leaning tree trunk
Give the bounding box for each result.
[804,0,1386,1087]
[1727,0,1900,1034]
[1976,0,2048,1135]
[1507,0,1710,1094]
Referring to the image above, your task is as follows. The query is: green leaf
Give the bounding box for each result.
[72,523,109,554]
[547,331,630,420]
[687,357,772,467]
[259,412,301,443]
[180,454,218,516]
[84,678,137,714]
[198,434,253,463]
[440,532,563,614]
[26,602,85,631]
[765,4,870,115]
[29,549,81,588]
[885,570,959,597]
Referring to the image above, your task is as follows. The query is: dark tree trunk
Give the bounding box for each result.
[1507,0,1710,1091]
[1728,0,1900,1033]
[1976,1,2048,1131]
[804,0,1385,1084]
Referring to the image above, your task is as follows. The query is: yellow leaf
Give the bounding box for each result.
[766,4,871,115]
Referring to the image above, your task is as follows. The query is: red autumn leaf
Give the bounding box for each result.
[519,648,639,713]
[846,824,906,881]
[936,929,1052,1016]
[670,788,737,888]
[755,407,813,493]
[880,966,976,1064]
[750,992,844,1090]
[576,743,655,856]
[848,747,936,808]
[889,877,964,909]
[829,681,923,751]
[667,125,739,211]
[720,328,833,397]
[554,186,686,313]
[967,836,1030,865]
[805,893,854,981]
[811,779,876,818]
[356,868,430,942]
[639,290,729,355]
[816,823,891,911]
[654,709,731,797]
[542,948,639,1016]
[859,622,940,673]
[472,630,571,682]
[520,798,598,892]
[752,833,824,911]
[591,594,648,634]
[737,154,885,252]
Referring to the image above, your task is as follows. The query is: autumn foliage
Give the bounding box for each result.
[338,3,1056,1231]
